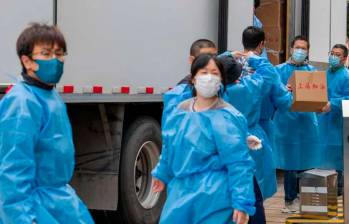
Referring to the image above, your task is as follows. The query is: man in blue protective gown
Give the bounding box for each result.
[318,44,349,196]
[220,26,290,224]
[0,24,94,224]
[273,36,320,213]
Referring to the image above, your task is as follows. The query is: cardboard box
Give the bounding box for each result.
[288,71,328,112]
[299,169,338,218]
[264,26,284,51]
[267,51,284,65]
[255,0,286,27]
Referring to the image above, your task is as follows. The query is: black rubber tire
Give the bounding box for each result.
[119,117,165,224]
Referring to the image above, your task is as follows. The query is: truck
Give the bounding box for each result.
[0,0,347,223]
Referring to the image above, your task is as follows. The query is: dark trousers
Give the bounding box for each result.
[337,170,343,196]
[248,178,266,224]
[284,170,304,202]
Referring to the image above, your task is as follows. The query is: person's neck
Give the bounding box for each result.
[26,70,54,87]
[330,64,345,73]
[194,95,218,112]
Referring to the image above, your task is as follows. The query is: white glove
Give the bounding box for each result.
[247,135,262,150]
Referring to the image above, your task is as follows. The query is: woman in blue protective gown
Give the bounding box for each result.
[152,54,256,224]
[160,52,281,224]
[0,24,93,224]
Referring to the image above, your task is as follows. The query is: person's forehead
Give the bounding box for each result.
[199,47,217,54]
[294,40,308,47]
[33,42,61,50]
[332,48,344,54]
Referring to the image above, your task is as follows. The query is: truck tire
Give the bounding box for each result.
[120,117,165,224]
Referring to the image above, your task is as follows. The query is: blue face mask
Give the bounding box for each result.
[328,55,341,69]
[34,58,64,84]
[292,49,307,63]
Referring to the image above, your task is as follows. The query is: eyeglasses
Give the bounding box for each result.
[31,49,68,59]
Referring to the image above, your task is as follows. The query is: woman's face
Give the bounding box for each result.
[193,59,222,83]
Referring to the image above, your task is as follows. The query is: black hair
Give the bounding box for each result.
[291,35,310,49]
[16,23,67,72]
[254,0,261,9]
[242,26,265,50]
[332,44,349,58]
[218,55,242,85]
[190,54,226,96]
[190,39,217,57]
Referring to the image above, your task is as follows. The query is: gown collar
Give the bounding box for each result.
[21,72,54,90]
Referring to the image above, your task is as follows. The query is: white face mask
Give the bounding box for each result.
[194,74,222,98]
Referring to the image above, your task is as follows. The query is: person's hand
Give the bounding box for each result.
[152,178,165,192]
[233,210,249,224]
[246,51,258,58]
[247,135,262,150]
[286,84,293,92]
[232,51,245,59]
[321,102,331,113]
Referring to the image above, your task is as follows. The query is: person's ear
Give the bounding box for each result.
[21,55,37,72]
[188,56,195,65]
[191,77,196,85]
[290,48,294,55]
[259,41,265,50]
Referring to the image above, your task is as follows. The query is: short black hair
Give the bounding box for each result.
[291,35,310,49]
[218,55,242,85]
[190,39,216,57]
[332,44,348,58]
[16,23,67,71]
[242,26,265,50]
[254,0,261,9]
[190,54,226,95]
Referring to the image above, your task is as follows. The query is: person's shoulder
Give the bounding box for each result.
[0,82,42,113]
[275,62,288,69]
[217,100,246,122]
[177,75,191,85]
[307,64,316,71]
[3,81,37,102]
[177,98,194,111]
[165,83,191,96]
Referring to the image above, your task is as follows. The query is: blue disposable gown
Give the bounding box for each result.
[273,62,321,170]
[0,81,94,224]
[152,99,256,224]
[317,67,349,170]
[259,72,292,149]
[223,55,278,200]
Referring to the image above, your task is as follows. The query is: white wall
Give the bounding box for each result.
[227,0,254,51]
[309,0,347,63]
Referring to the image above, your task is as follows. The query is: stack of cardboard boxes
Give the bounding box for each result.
[256,0,286,65]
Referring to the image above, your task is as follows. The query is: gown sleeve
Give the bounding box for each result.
[0,95,59,224]
[329,72,349,112]
[211,110,256,216]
